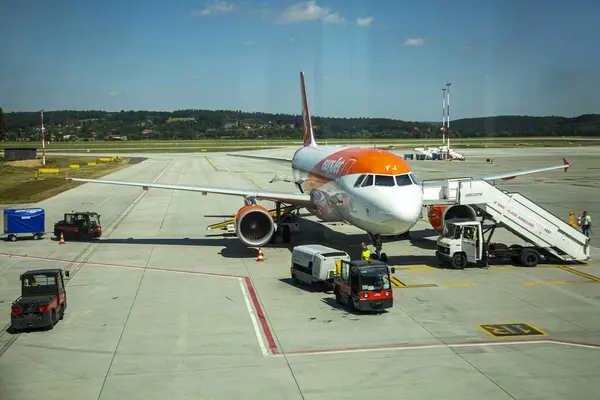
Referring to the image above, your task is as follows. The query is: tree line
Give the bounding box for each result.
[1,108,599,142]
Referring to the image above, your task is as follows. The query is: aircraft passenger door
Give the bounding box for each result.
[461,226,477,263]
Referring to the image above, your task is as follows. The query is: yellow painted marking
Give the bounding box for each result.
[69,164,80,168]
[99,157,113,162]
[396,283,439,289]
[38,168,59,173]
[87,162,96,166]
[524,280,596,286]
[477,322,548,338]
[558,265,600,282]
[441,282,477,287]
[204,156,218,171]
[389,276,405,287]
[238,172,265,190]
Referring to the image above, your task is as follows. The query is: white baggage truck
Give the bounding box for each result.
[290,245,351,290]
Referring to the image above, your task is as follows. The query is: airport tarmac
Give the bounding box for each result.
[1,146,599,399]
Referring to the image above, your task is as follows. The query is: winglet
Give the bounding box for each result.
[300,71,316,147]
[563,157,570,172]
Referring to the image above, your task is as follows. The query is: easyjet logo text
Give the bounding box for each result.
[320,157,346,176]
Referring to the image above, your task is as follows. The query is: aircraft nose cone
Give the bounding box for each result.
[380,186,423,225]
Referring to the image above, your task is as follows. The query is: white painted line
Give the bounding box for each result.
[239,278,268,357]
[276,339,600,358]
[448,340,551,348]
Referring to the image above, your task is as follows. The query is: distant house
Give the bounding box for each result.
[105,134,128,141]
[223,122,238,129]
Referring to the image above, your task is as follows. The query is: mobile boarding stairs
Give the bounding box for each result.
[422,178,591,264]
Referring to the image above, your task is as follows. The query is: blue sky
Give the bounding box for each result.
[1,0,599,120]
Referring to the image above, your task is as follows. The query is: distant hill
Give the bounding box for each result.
[2,109,599,141]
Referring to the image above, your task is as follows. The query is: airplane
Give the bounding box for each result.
[67,71,571,262]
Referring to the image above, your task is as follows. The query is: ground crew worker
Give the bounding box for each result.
[581,211,591,237]
[360,242,371,260]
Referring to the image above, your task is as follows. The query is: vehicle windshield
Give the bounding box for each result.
[443,224,462,239]
[22,274,56,296]
[359,266,391,290]
[88,214,100,226]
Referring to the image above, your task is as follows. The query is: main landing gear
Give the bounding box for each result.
[367,232,388,263]
[269,201,300,245]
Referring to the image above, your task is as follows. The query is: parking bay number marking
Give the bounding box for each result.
[477,323,548,337]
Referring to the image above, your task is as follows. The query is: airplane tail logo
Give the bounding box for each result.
[300,72,316,147]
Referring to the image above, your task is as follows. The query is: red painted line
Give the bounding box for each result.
[243,276,280,355]
[286,341,440,355]
[0,251,281,355]
[282,337,600,356]
[551,339,600,348]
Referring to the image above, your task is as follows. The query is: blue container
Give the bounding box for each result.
[3,208,45,241]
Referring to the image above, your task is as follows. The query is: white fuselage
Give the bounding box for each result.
[290,145,423,235]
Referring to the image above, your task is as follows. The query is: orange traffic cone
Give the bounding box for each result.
[59,232,65,245]
[256,248,264,262]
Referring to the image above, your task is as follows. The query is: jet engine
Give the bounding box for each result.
[427,204,478,233]
[234,205,275,247]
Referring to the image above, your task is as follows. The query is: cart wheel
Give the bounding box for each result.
[291,273,299,285]
[380,253,388,263]
[8,235,16,242]
[33,234,40,240]
[335,289,342,304]
[59,304,65,320]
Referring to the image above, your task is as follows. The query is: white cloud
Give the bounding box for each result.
[276,1,343,24]
[403,37,426,46]
[356,16,373,27]
[191,1,236,17]
[243,40,256,45]
[324,12,344,24]
[108,92,120,96]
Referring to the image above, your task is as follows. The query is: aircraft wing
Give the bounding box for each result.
[227,153,293,164]
[421,158,571,204]
[473,157,571,181]
[67,178,311,205]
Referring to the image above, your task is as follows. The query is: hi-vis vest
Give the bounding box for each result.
[583,215,591,226]
[361,248,371,260]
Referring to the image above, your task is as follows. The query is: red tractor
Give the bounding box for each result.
[54,211,102,241]
[10,269,67,331]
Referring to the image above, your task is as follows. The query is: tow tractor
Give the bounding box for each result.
[10,268,67,331]
[333,259,396,312]
[53,211,102,241]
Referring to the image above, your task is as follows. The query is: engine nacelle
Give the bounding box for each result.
[234,205,275,247]
[427,204,477,233]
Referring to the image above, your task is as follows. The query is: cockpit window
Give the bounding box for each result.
[354,174,366,187]
[375,175,395,187]
[395,174,412,186]
[409,172,419,184]
[361,174,373,187]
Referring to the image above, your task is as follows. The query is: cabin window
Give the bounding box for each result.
[353,174,366,187]
[395,174,412,186]
[361,174,374,187]
[375,175,395,187]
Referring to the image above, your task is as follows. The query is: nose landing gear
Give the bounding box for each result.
[367,232,388,263]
